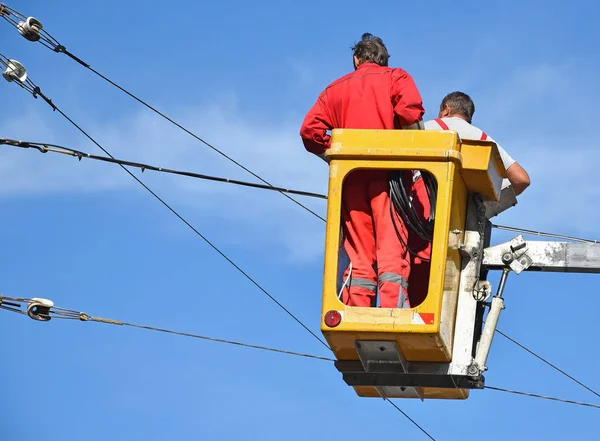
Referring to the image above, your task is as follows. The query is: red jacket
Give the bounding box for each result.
[300,62,425,155]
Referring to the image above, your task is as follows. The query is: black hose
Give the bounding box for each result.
[388,170,437,259]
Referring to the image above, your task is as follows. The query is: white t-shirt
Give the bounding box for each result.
[424,117,516,170]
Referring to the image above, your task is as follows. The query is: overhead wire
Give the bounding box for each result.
[0,3,325,222]
[2,294,435,439]
[3,139,598,247]
[5,294,600,419]
[485,386,600,409]
[0,295,333,361]
[386,400,437,441]
[496,328,600,400]
[0,138,327,200]
[491,224,598,243]
[0,60,330,351]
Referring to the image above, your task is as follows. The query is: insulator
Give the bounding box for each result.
[2,59,27,83]
[17,17,43,42]
[27,297,54,322]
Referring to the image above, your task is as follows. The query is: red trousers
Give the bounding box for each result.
[407,173,432,307]
[340,170,413,308]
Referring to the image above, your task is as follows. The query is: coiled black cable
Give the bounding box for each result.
[388,170,437,259]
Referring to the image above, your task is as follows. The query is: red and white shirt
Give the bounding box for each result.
[424,117,515,170]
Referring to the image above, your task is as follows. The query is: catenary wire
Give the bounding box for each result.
[386,400,437,440]
[5,295,600,413]
[0,295,333,361]
[83,66,326,221]
[122,321,334,361]
[4,138,599,249]
[491,224,598,243]
[485,386,600,409]
[0,138,327,200]
[496,328,600,399]
[52,104,330,350]
[0,3,325,221]
[1,294,434,439]
[0,72,329,350]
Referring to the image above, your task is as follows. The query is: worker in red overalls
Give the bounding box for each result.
[300,33,425,309]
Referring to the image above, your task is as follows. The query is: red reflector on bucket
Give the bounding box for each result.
[324,310,341,327]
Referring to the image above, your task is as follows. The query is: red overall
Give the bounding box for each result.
[300,62,425,308]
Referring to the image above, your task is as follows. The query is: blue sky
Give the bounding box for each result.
[1,0,599,439]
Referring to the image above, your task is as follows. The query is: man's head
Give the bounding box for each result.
[438,91,475,123]
[352,33,390,69]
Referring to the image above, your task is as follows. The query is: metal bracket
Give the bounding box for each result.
[471,233,600,375]
[354,341,425,401]
[474,280,492,302]
[483,238,600,273]
[335,341,485,398]
[336,356,484,390]
[483,235,533,274]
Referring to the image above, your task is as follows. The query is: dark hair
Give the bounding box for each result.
[440,91,475,123]
[351,33,390,67]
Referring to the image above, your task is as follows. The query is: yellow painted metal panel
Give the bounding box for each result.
[320,129,499,399]
[460,140,507,201]
[321,130,464,363]
[327,129,461,158]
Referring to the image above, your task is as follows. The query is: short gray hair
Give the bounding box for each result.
[441,91,475,123]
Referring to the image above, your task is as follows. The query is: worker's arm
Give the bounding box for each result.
[299,92,333,156]
[506,162,530,195]
[391,69,425,128]
[493,142,531,196]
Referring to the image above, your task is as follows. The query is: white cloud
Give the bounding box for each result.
[0,104,329,262]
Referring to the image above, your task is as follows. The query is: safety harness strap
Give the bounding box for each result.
[434,118,449,130]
